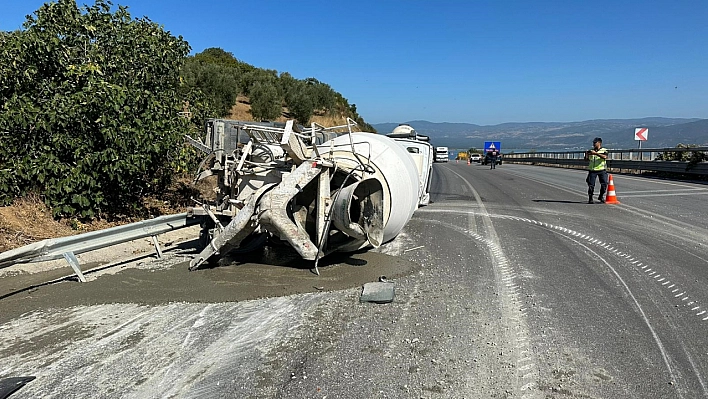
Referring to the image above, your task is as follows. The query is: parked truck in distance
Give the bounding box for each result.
[434,146,449,162]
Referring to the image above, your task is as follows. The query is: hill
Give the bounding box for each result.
[183,48,375,132]
[374,118,708,150]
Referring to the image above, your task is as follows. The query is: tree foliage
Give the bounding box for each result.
[655,143,706,171]
[284,80,315,125]
[0,0,191,218]
[0,3,376,219]
[185,48,376,131]
[249,81,281,121]
[181,59,238,117]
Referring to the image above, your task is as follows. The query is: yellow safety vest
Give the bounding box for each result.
[588,147,607,171]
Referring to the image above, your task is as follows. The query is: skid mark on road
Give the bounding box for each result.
[417,217,540,399]
[505,214,708,397]
[503,216,707,324]
[436,167,541,398]
[417,207,708,397]
[419,208,706,324]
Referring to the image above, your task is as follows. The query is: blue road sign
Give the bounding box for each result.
[484,141,501,153]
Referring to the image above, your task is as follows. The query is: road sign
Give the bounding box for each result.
[634,128,648,141]
[484,141,501,153]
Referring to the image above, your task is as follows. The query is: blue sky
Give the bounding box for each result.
[2,0,707,125]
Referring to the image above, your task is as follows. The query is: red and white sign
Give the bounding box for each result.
[635,127,648,141]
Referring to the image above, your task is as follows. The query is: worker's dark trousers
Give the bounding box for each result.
[586,170,608,199]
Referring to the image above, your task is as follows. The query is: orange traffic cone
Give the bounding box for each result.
[604,174,620,204]
[467,158,470,165]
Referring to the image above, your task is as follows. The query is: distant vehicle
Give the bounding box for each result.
[434,146,449,163]
[482,152,502,165]
[469,153,482,162]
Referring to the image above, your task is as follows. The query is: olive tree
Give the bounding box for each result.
[249,81,282,121]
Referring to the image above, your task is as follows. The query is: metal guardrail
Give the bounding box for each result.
[0,213,200,281]
[503,147,708,175]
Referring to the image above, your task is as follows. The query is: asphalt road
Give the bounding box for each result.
[1,162,707,398]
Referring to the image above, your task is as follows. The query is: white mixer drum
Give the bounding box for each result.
[320,133,419,243]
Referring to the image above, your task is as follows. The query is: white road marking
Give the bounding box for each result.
[561,234,680,387]
[620,191,708,198]
[419,200,708,394]
[620,188,707,194]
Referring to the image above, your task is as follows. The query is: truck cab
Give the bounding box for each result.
[434,146,449,163]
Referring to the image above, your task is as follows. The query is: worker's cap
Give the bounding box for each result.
[592,137,602,143]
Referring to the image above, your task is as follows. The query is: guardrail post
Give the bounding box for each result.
[151,235,163,259]
[62,251,87,283]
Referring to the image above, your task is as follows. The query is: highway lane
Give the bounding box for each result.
[2,162,707,398]
[257,162,708,398]
[426,161,708,398]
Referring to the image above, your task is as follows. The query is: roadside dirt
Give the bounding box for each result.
[0,196,75,252]
[228,94,363,131]
[0,177,199,253]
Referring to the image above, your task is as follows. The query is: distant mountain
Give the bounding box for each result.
[373,118,708,150]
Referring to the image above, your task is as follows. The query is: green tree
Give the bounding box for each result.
[193,47,255,77]
[0,0,191,218]
[181,59,238,116]
[277,72,297,100]
[286,83,315,125]
[249,81,282,121]
[240,69,278,97]
[304,77,336,110]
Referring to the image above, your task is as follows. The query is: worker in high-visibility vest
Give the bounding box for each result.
[584,137,608,204]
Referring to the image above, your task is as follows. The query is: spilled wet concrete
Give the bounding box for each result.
[0,246,418,324]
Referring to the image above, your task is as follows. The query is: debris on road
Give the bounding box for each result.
[403,245,425,253]
[360,277,395,303]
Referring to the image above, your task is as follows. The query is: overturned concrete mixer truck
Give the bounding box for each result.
[184,119,433,273]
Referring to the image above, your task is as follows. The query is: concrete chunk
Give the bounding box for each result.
[360,282,395,303]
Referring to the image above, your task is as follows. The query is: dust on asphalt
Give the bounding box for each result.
[0,245,419,324]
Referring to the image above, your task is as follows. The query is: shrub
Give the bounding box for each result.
[0,0,191,218]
